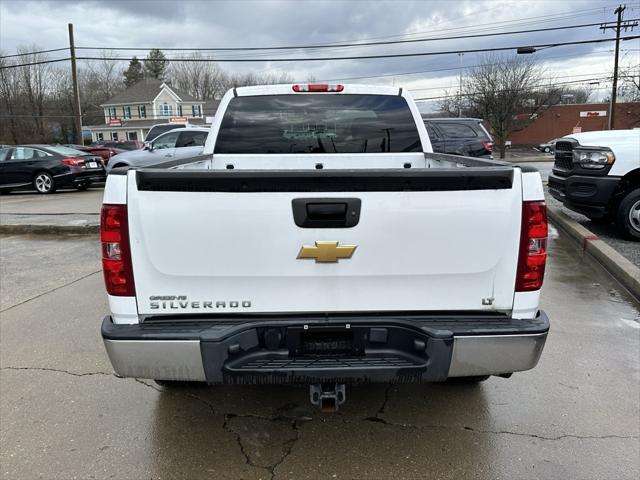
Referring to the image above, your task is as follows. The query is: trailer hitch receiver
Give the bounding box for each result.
[310,383,346,412]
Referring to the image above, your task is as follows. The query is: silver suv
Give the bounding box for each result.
[107,128,208,172]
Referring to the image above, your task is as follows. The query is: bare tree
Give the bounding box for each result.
[0,53,22,143]
[617,59,640,103]
[441,54,563,158]
[168,53,227,99]
[79,51,124,126]
[14,45,52,140]
[82,51,123,101]
[223,71,294,91]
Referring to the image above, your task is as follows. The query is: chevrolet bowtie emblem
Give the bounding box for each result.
[297,241,357,263]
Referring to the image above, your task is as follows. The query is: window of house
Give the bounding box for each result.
[111,132,119,141]
[192,105,201,117]
[138,105,146,118]
[178,105,183,116]
[108,107,117,119]
[160,103,173,116]
[127,131,138,140]
[123,106,131,119]
[97,133,104,141]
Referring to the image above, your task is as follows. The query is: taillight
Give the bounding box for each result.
[101,204,135,296]
[63,157,83,166]
[292,84,344,92]
[515,201,548,292]
[483,141,493,152]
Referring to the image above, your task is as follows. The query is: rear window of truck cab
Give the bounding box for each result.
[214,94,422,154]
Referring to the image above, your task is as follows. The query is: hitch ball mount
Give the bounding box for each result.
[310,383,346,412]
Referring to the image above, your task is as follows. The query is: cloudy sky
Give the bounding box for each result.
[1,0,638,109]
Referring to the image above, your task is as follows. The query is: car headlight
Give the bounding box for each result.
[572,147,615,169]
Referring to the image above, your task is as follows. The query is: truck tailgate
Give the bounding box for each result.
[126,168,521,316]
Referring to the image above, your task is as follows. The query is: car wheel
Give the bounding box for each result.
[75,183,90,191]
[616,188,640,241]
[446,375,490,384]
[33,172,56,194]
[0,188,12,195]
[543,147,550,153]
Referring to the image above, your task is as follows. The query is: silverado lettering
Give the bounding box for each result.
[149,300,252,309]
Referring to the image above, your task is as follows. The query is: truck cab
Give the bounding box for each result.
[548,129,640,240]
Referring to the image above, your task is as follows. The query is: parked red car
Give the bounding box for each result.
[64,144,125,165]
[91,140,144,151]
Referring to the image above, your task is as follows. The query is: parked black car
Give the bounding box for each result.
[422,117,493,158]
[0,145,106,194]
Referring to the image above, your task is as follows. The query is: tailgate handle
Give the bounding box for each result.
[292,198,361,228]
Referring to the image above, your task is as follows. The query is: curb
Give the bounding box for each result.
[0,224,99,235]
[548,206,640,300]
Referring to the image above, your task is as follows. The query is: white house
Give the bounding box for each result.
[87,79,218,143]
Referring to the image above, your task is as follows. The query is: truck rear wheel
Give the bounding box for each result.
[615,188,640,241]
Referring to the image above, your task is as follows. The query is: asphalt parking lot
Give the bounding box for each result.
[1,225,638,479]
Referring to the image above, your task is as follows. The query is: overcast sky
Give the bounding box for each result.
[1,0,638,109]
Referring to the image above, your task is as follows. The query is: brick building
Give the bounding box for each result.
[508,102,640,145]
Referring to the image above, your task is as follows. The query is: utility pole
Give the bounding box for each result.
[600,5,638,129]
[68,23,83,145]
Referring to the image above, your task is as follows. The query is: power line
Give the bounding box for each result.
[73,36,640,64]
[409,72,616,92]
[0,47,68,60]
[74,20,636,54]
[0,58,71,69]
[317,50,618,82]
[413,77,613,101]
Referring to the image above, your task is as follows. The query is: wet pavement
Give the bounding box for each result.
[1,228,639,479]
[547,194,640,269]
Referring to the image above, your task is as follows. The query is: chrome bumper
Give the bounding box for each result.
[103,328,548,382]
[104,339,207,381]
[448,333,547,377]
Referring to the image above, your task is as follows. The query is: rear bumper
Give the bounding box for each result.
[55,170,106,186]
[101,311,549,383]
[548,173,620,217]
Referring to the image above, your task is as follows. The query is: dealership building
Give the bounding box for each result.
[508,102,640,145]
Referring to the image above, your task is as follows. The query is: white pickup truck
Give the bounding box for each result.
[548,129,640,240]
[100,84,550,410]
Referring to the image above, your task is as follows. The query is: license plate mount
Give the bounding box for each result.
[288,325,365,356]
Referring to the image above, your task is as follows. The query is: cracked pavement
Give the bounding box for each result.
[1,227,639,479]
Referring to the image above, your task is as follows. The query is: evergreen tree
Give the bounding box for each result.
[144,49,168,80]
[123,56,143,87]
